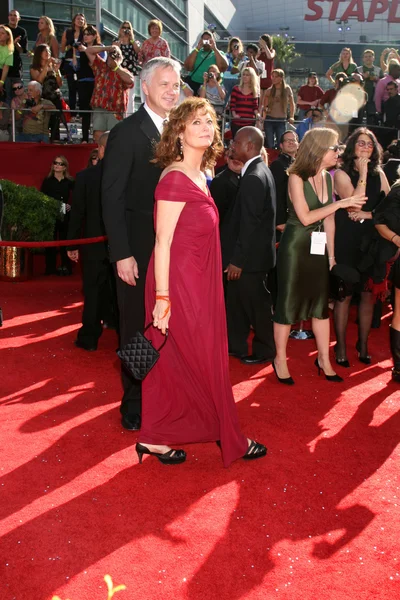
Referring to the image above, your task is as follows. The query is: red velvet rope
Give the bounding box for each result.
[0,236,107,248]
[0,237,277,249]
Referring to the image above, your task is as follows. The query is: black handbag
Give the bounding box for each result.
[329,264,360,301]
[117,324,168,381]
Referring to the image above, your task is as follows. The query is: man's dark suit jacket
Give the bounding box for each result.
[101,105,162,269]
[221,156,276,272]
[209,166,241,227]
[269,153,294,229]
[67,161,107,261]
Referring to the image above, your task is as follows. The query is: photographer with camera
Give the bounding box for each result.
[30,44,68,142]
[115,21,141,116]
[75,25,104,143]
[224,38,244,104]
[83,43,134,142]
[17,81,54,142]
[239,44,264,77]
[60,13,87,113]
[198,64,226,116]
[184,30,228,96]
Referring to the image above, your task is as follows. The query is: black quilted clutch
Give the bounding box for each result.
[117,324,168,380]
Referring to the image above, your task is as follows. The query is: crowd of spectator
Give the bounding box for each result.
[0,9,399,147]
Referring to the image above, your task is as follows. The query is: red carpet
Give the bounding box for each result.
[0,273,399,600]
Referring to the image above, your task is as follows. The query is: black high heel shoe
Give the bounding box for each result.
[314,358,343,382]
[333,344,350,368]
[272,361,295,385]
[243,440,267,460]
[356,341,371,365]
[136,443,186,465]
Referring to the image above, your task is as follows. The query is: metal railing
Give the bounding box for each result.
[0,105,399,145]
[0,106,137,143]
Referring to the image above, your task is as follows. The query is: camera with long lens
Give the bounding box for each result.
[25,98,36,108]
[72,42,81,49]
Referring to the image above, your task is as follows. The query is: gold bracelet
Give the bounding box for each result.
[358,179,366,186]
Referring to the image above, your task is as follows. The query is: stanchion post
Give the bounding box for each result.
[11,108,16,142]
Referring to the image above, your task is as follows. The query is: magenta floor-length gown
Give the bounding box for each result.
[138,171,248,467]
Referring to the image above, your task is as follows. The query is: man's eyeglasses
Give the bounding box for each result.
[356,140,374,148]
[328,145,340,152]
[284,137,297,143]
[53,161,65,166]
[13,85,24,91]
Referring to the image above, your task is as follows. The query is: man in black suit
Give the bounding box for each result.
[101,57,181,431]
[222,126,276,365]
[67,132,117,351]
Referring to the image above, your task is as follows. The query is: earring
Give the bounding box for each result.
[178,137,184,157]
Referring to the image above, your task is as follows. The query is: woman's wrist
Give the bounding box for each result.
[391,233,398,243]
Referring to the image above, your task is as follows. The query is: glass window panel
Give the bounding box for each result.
[17,1,43,17]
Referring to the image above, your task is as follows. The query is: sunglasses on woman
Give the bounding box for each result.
[356,140,374,148]
[13,84,24,91]
[328,145,340,152]
[53,161,65,166]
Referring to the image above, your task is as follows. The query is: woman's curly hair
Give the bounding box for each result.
[153,98,224,170]
[341,127,382,176]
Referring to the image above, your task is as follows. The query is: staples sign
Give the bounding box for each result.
[305,0,400,23]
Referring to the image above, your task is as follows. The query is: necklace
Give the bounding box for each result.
[312,173,325,204]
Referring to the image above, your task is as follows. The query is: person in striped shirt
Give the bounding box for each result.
[229,67,260,137]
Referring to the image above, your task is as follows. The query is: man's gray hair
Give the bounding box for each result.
[140,57,181,85]
[28,80,42,94]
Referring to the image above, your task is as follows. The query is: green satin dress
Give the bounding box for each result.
[273,173,332,325]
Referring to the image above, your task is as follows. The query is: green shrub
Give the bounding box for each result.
[0,179,60,242]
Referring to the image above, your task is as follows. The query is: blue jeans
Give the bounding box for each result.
[264,117,286,149]
[17,133,48,143]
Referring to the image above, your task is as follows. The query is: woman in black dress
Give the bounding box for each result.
[115,21,141,116]
[333,128,390,366]
[374,179,400,382]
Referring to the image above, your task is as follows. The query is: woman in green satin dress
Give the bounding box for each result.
[273,128,367,385]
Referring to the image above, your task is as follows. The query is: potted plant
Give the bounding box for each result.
[0,179,60,281]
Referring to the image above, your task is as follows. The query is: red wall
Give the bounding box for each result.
[0,142,97,190]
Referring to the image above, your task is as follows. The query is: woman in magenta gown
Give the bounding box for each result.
[136,98,266,467]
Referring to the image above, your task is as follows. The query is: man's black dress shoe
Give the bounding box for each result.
[121,414,141,431]
[229,352,247,359]
[74,339,97,352]
[240,355,273,365]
